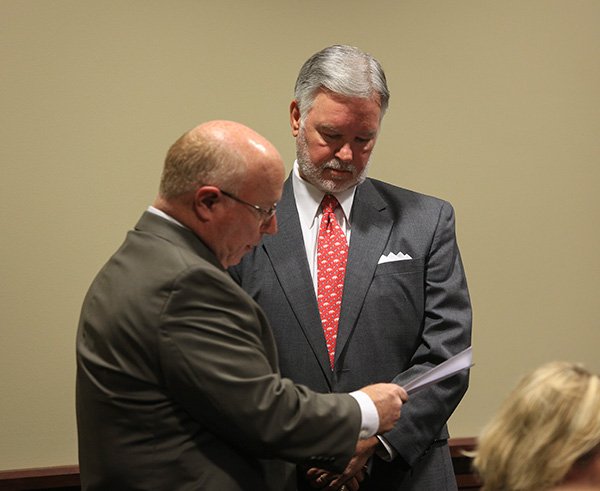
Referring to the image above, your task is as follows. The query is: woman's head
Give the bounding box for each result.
[474,362,600,491]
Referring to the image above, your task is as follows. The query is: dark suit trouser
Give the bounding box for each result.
[361,442,457,491]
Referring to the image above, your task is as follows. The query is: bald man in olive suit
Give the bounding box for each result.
[76,121,407,491]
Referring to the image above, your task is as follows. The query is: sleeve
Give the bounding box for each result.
[157,265,362,471]
[385,200,472,466]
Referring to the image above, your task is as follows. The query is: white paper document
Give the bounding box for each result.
[404,346,473,395]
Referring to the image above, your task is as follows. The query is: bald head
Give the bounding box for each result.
[198,120,282,162]
[159,120,283,200]
[153,121,285,267]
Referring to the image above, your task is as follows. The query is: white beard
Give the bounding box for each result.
[296,128,369,193]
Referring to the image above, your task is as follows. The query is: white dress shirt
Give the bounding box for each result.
[292,162,356,293]
[291,164,396,458]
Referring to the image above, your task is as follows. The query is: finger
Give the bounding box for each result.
[325,474,356,491]
[338,479,359,491]
[305,469,332,489]
[315,472,336,488]
[399,386,408,401]
[347,478,360,491]
[355,469,366,482]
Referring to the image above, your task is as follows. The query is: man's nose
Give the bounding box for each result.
[335,142,353,163]
[260,213,278,235]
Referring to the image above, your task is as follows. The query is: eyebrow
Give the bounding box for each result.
[318,124,377,139]
[318,124,340,134]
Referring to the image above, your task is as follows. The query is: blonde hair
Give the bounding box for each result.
[473,362,600,491]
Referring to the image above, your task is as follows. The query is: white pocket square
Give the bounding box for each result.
[378,251,413,264]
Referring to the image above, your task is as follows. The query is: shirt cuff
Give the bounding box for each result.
[375,435,398,461]
[350,390,379,439]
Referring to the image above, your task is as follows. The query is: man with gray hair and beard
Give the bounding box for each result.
[230,45,472,490]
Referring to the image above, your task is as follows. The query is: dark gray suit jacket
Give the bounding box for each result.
[76,212,361,491]
[230,176,472,490]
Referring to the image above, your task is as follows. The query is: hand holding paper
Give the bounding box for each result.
[404,346,473,395]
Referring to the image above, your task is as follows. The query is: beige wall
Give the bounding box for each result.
[1,0,599,470]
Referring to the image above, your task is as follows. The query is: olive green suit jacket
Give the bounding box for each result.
[76,212,361,490]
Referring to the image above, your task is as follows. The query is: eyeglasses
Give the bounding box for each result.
[219,189,277,220]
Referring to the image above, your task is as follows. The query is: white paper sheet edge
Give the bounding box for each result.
[404,346,473,395]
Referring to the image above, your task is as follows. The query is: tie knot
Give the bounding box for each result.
[321,194,339,213]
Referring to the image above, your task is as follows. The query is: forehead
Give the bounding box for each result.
[241,155,284,200]
[306,90,382,132]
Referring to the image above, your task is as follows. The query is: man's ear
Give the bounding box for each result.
[193,186,220,221]
[290,100,301,137]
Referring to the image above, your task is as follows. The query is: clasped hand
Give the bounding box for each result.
[304,437,379,491]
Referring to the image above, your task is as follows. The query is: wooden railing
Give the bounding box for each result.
[449,437,481,490]
[0,465,80,490]
[0,437,481,490]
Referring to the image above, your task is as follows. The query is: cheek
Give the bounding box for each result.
[358,141,376,157]
[239,222,261,245]
[302,133,334,163]
[353,147,373,167]
[309,143,335,164]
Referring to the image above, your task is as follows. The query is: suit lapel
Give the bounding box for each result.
[334,180,393,364]
[262,178,334,385]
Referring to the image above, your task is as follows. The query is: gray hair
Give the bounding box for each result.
[294,45,390,121]
[159,128,246,199]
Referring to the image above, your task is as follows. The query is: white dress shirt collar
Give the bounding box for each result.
[292,161,356,229]
[146,206,186,228]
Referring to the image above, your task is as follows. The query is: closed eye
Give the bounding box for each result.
[321,132,341,141]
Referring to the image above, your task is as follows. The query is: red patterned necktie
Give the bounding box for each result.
[317,194,348,369]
